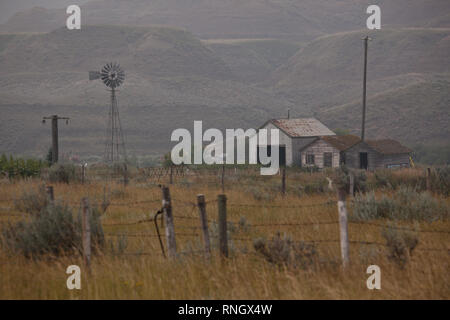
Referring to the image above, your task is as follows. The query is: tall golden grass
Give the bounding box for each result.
[0,172,448,299]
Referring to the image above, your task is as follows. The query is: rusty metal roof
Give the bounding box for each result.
[365,139,412,155]
[321,135,361,151]
[264,118,336,138]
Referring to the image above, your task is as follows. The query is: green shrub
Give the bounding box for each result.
[382,224,418,268]
[333,166,367,193]
[351,187,449,222]
[1,202,104,259]
[48,163,78,183]
[244,185,276,201]
[431,167,450,196]
[253,232,317,269]
[13,184,49,217]
[0,154,46,179]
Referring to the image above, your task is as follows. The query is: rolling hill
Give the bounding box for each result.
[0,25,293,157]
[318,73,450,147]
[2,0,450,40]
[270,28,450,110]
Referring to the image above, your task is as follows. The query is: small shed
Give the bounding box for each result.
[344,139,412,170]
[259,118,336,166]
[299,135,360,168]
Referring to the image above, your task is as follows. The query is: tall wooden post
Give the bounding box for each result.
[218,194,228,258]
[361,36,369,141]
[281,167,286,196]
[43,115,69,165]
[337,188,349,268]
[51,115,58,164]
[197,194,211,258]
[169,165,173,185]
[82,197,91,268]
[161,186,177,258]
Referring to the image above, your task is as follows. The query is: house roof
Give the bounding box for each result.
[262,118,336,138]
[321,135,361,151]
[364,139,412,155]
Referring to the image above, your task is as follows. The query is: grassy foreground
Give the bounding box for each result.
[0,174,448,299]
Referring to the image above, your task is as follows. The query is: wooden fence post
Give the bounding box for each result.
[426,167,431,192]
[218,194,228,258]
[221,164,225,193]
[197,194,211,259]
[161,186,177,258]
[46,186,54,202]
[281,167,286,196]
[81,197,91,268]
[169,165,173,184]
[337,188,349,268]
[123,163,129,187]
[349,172,354,197]
[81,164,86,185]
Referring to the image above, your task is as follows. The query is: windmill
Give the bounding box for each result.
[89,63,127,164]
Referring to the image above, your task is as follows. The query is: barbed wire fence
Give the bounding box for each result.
[1,183,448,267]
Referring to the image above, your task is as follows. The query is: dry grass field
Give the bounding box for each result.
[0,168,448,299]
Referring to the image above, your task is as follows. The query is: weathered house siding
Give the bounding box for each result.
[300,139,340,168]
[292,137,317,166]
[345,142,411,170]
[380,154,410,168]
[345,142,379,171]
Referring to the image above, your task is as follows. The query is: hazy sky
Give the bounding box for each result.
[0,0,90,23]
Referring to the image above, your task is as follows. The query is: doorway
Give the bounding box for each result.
[360,152,368,169]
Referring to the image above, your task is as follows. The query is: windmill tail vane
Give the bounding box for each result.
[89,62,127,164]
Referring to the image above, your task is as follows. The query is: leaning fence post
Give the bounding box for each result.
[46,185,54,202]
[81,197,91,268]
[281,167,286,196]
[197,194,211,259]
[218,194,228,258]
[337,187,349,268]
[161,186,177,258]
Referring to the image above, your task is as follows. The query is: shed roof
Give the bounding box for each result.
[321,135,361,151]
[364,139,412,155]
[262,118,336,138]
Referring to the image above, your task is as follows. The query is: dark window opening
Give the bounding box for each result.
[306,154,315,165]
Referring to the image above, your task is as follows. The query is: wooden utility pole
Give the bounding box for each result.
[42,115,70,164]
[361,36,370,141]
[197,194,211,259]
[218,194,228,258]
[161,186,177,258]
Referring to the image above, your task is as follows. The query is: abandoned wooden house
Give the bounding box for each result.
[299,135,412,170]
[257,118,412,170]
[258,118,336,166]
[299,135,361,168]
[344,139,412,170]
